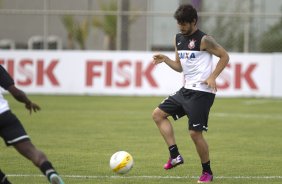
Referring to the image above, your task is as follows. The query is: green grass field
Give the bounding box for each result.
[1,95,282,184]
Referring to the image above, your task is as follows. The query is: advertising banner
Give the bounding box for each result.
[0,51,279,97]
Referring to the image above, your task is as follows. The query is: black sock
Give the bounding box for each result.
[169,144,180,159]
[0,170,11,184]
[39,161,57,181]
[202,161,213,175]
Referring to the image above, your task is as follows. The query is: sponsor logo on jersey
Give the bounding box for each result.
[178,52,196,61]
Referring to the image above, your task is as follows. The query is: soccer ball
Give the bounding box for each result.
[109,151,134,174]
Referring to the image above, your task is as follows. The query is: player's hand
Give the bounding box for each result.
[25,102,41,114]
[153,54,167,65]
[203,77,217,92]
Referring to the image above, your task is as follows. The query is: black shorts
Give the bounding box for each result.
[0,110,30,146]
[158,87,215,131]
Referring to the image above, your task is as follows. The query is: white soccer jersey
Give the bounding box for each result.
[0,65,13,114]
[176,30,214,94]
[0,92,10,114]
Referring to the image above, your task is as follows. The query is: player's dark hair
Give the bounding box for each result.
[174,4,198,24]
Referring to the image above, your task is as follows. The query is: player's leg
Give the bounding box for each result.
[186,91,215,183]
[152,91,185,170]
[152,107,176,146]
[189,130,213,183]
[13,140,47,167]
[0,169,12,184]
[0,111,64,184]
[189,130,212,169]
[152,107,184,169]
[13,141,65,184]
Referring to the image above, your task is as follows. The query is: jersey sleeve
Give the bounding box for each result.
[0,65,15,90]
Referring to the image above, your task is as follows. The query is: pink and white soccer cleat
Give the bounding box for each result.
[197,172,213,183]
[163,155,184,170]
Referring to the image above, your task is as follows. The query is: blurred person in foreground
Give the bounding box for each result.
[152,4,229,183]
[0,65,64,184]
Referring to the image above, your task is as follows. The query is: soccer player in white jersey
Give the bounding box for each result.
[152,4,229,183]
[0,65,64,184]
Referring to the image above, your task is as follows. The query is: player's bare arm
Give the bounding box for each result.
[152,54,182,73]
[201,35,229,90]
[153,36,182,72]
[8,85,41,114]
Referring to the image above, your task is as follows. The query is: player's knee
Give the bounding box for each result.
[189,130,202,141]
[15,142,47,167]
[152,108,163,122]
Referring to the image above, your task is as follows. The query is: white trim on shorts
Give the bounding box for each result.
[7,135,29,144]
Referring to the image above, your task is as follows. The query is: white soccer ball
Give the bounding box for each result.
[110,151,134,174]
